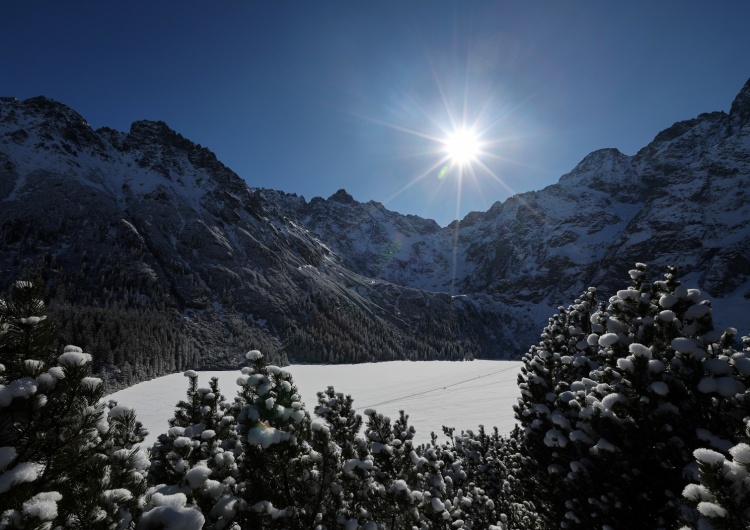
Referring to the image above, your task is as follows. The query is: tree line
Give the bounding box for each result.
[1,264,749,528]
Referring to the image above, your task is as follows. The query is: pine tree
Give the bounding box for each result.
[514,265,750,529]
[0,281,148,529]
[147,371,240,529]
[576,266,749,528]
[310,386,365,528]
[512,286,599,526]
[0,281,57,381]
[232,350,317,529]
[447,426,541,529]
[361,408,421,529]
[680,335,750,529]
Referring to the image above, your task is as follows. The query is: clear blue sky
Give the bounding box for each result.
[3,2,750,226]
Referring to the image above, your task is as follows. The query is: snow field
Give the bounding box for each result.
[107,360,522,447]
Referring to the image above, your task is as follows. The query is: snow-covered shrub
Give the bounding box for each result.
[359,408,422,528]
[446,425,541,529]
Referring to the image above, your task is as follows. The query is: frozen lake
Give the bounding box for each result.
[107,360,523,447]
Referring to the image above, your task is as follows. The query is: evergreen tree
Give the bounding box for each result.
[680,420,750,529]
[0,281,57,381]
[357,409,420,528]
[680,336,750,529]
[310,387,365,529]
[513,286,598,526]
[514,265,750,529]
[447,426,541,529]
[148,372,240,529]
[0,281,148,529]
[232,350,317,529]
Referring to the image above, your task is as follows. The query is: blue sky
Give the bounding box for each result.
[3,2,750,227]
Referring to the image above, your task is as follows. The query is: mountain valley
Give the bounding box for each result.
[2,78,749,388]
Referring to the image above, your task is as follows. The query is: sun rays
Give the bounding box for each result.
[362,80,532,225]
[342,45,548,293]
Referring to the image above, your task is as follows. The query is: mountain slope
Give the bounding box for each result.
[2,78,750,389]
[0,96,519,389]
[284,78,750,334]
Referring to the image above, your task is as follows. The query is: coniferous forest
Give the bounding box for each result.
[1,264,750,529]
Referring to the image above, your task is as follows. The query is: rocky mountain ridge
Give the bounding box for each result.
[1,77,749,388]
[0,96,511,388]
[280,78,750,330]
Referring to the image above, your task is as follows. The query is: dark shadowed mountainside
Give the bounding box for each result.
[1,78,749,389]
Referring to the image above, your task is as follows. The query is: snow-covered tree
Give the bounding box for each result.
[232,350,318,529]
[147,371,239,529]
[360,408,421,529]
[314,386,362,461]
[0,280,148,529]
[513,286,599,526]
[446,426,541,529]
[310,386,365,528]
[680,336,750,529]
[680,422,750,529]
[515,265,750,529]
[0,281,57,381]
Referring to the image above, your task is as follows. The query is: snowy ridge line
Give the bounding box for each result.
[359,364,520,409]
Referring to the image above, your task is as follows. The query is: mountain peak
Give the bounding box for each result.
[121,119,244,193]
[729,77,750,127]
[328,189,356,204]
[577,147,624,166]
[16,95,82,118]
[559,147,630,184]
[0,96,103,154]
[127,120,188,147]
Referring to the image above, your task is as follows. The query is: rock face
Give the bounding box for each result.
[1,78,750,387]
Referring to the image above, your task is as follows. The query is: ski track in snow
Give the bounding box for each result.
[107,360,522,447]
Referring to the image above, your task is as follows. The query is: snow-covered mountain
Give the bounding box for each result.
[1,77,749,387]
[0,96,514,388]
[280,77,750,333]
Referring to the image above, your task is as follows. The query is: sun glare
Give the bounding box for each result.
[359,75,528,295]
[444,128,480,166]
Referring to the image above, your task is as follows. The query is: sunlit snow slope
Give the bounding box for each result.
[107,360,522,447]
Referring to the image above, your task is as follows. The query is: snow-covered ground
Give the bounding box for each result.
[107,360,522,447]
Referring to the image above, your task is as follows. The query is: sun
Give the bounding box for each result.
[444,127,480,166]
